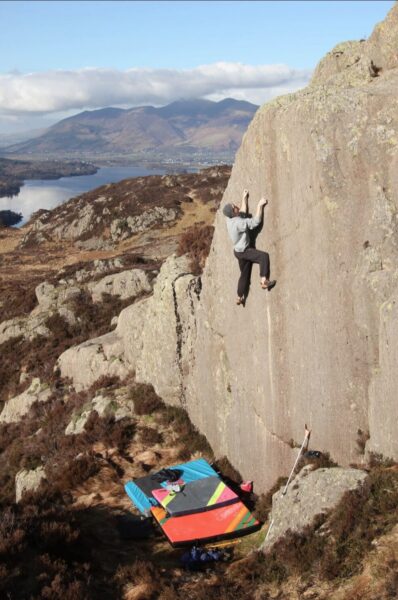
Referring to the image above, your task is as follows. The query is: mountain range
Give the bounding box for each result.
[3,98,258,159]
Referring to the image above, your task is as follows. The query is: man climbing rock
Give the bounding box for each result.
[223,190,276,305]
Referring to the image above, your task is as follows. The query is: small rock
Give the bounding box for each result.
[15,466,46,502]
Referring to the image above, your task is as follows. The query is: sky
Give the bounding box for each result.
[0,0,395,134]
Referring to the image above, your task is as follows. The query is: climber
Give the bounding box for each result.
[223,190,276,305]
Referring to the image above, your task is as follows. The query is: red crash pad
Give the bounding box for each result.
[151,501,260,546]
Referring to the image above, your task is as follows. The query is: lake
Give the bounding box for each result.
[0,165,177,226]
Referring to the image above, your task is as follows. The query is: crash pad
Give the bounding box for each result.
[151,501,261,546]
[152,475,239,516]
[125,457,218,515]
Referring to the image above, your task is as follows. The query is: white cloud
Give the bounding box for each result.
[0,63,312,116]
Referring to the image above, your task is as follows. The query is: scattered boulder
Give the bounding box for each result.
[88,269,153,303]
[110,206,178,241]
[0,312,50,345]
[0,280,82,344]
[0,378,52,424]
[15,466,46,503]
[34,281,81,312]
[65,389,135,434]
[65,394,114,435]
[262,466,368,550]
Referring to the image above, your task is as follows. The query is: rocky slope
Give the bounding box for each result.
[21,166,230,252]
[0,166,229,406]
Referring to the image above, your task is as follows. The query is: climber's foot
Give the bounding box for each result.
[261,279,277,291]
[236,296,245,306]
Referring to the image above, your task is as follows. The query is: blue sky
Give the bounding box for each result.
[0,0,395,133]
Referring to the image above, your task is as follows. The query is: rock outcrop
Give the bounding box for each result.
[88,269,153,302]
[57,255,198,398]
[0,378,51,423]
[262,465,368,550]
[0,280,81,345]
[0,311,50,345]
[21,167,230,248]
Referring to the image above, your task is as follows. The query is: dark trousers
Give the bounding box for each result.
[234,247,270,298]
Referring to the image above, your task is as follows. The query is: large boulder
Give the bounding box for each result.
[57,254,198,404]
[180,4,398,490]
[262,466,368,550]
[134,254,200,405]
[57,329,132,391]
[88,268,153,302]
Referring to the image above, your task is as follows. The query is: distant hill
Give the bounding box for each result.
[3,98,258,159]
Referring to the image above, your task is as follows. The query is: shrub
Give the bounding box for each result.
[129,383,163,415]
[213,456,242,485]
[298,450,338,471]
[159,404,214,460]
[177,224,215,274]
[139,425,163,445]
[253,476,288,522]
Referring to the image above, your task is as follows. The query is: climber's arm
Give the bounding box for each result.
[239,189,249,215]
[252,198,268,225]
[236,198,268,231]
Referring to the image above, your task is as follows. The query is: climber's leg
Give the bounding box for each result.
[234,253,252,301]
[235,248,276,292]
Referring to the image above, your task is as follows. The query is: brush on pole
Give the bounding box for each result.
[264,425,311,544]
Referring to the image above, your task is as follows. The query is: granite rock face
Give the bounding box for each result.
[182,4,398,490]
[262,466,368,550]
